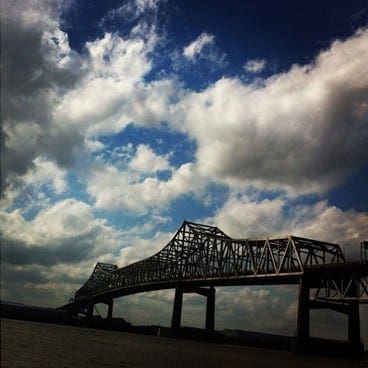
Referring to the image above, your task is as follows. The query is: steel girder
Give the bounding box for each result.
[74,221,345,302]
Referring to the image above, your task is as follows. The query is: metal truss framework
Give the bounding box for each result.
[74,221,346,302]
[315,276,368,303]
[311,263,368,303]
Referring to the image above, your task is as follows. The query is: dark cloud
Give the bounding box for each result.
[1,233,97,267]
[1,262,48,285]
[1,0,84,193]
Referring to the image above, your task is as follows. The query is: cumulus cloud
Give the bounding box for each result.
[1,0,174,199]
[87,158,204,213]
[53,32,177,136]
[205,194,286,238]
[176,28,368,194]
[0,212,173,307]
[205,194,368,260]
[23,156,68,195]
[243,58,266,73]
[129,144,171,173]
[1,156,68,211]
[1,0,84,193]
[215,286,298,334]
[0,198,122,265]
[117,230,172,266]
[0,260,102,306]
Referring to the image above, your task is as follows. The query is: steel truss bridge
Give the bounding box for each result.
[62,221,368,350]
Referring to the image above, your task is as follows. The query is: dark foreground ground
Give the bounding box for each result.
[1,318,367,368]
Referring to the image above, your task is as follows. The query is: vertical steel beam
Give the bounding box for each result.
[296,276,310,339]
[171,286,183,330]
[205,286,215,331]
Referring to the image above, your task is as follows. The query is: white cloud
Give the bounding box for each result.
[129,144,170,173]
[205,194,286,238]
[176,29,368,194]
[0,156,68,212]
[87,160,204,213]
[208,285,299,335]
[0,198,122,254]
[23,156,68,195]
[243,58,266,73]
[117,231,172,266]
[41,28,74,68]
[84,138,105,152]
[183,32,215,60]
[52,33,151,133]
[53,33,177,136]
[101,0,162,25]
[290,201,368,258]
[205,194,368,260]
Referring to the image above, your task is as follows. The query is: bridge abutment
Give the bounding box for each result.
[171,286,216,332]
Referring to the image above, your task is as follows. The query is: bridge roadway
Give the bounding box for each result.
[61,221,368,351]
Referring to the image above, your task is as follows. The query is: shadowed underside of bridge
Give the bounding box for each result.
[62,221,368,352]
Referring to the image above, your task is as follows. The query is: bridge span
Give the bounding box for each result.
[61,221,368,351]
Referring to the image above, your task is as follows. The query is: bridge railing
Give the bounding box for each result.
[74,221,345,302]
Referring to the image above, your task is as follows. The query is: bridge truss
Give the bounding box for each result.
[74,221,346,302]
[62,221,368,352]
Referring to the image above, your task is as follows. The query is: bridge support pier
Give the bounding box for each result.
[205,286,215,331]
[171,286,216,332]
[296,276,310,339]
[107,300,113,320]
[348,302,360,345]
[171,287,183,330]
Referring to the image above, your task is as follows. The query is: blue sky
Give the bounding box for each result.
[1,0,368,342]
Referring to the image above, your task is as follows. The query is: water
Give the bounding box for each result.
[1,318,366,368]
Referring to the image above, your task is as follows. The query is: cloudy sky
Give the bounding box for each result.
[1,0,368,342]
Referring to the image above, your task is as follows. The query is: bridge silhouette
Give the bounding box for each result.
[62,221,368,351]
